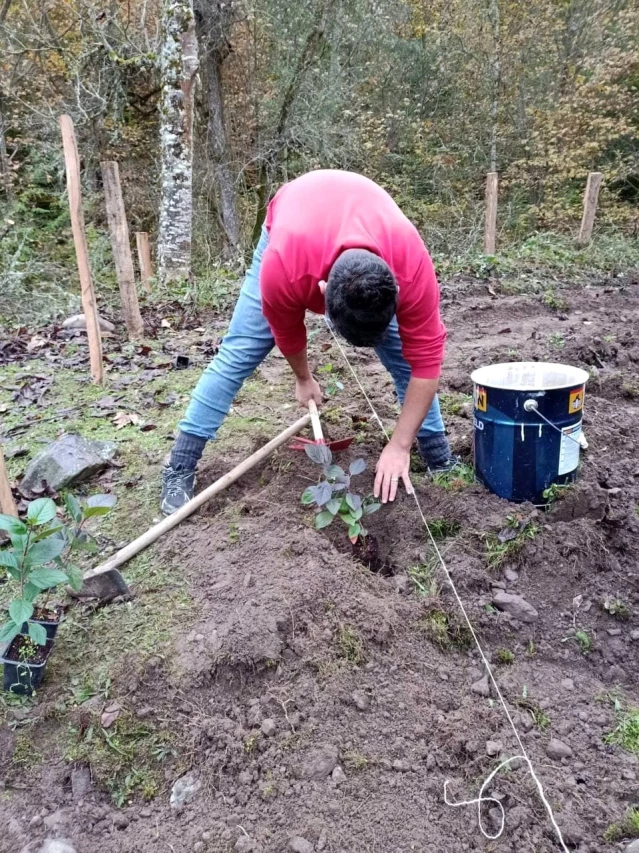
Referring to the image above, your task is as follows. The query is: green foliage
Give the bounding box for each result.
[432,463,475,492]
[337,625,365,664]
[408,558,440,598]
[603,595,632,621]
[301,446,380,543]
[0,494,116,646]
[427,518,461,540]
[419,608,472,651]
[574,630,593,654]
[317,363,345,397]
[483,516,539,570]
[541,289,569,312]
[496,648,515,665]
[543,482,570,505]
[604,808,639,843]
[605,709,639,755]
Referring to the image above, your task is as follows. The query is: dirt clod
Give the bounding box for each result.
[546,738,574,761]
[492,590,538,623]
[299,746,339,781]
[471,675,491,697]
[289,838,314,853]
[351,690,370,711]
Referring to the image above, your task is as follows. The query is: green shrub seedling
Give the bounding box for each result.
[301,444,380,544]
[0,494,117,648]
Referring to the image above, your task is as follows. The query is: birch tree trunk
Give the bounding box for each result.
[487,0,500,174]
[158,0,199,284]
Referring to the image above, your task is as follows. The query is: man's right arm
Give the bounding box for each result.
[260,248,322,406]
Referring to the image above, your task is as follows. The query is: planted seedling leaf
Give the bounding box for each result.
[346,493,362,512]
[63,492,83,524]
[349,459,366,475]
[28,621,47,646]
[340,512,357,526]
[309,482,332,506]
[301,488,315,506]
[362,501,381,516]
[27,537,66,566]
[9,599,33,626]
[326,498,341,515]
[28,567,69,590]
[305,444,332,466]
[315,511,335,530]
[0,551,20,571]
[27,497,57,526]
[325,464,347,482]
[348,523,361,540]
[0,620,20,644]
[331,482,347,492]
[0,514,27,536]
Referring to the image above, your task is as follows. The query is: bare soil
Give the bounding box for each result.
[1,274,639,853]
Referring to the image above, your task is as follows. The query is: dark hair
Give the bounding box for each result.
[325,249,398,346]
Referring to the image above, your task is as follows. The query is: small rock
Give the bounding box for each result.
[351,690,370,711]
[21,434,117,492]
[625,842,639,853]
[71,765,93,801]
[139,808,152,818]
[608,628,622,636]
[391,575,410,595]
[471,675,491,698]
[202,833,212,842]
[486,740,502,757]
[630,630,639,642]
[170,772,201,809]
[546,738,573,761]
[622,769,637,780]
[426,754,436,770]
[492,590,538,623]
[62,313,115,333]
[290,838,314,853]
[39,843,78,853]
[560,678,575,691]
[261,718,277,737]
[331,766,346,785]
[193,844,205,853]
[392,759,410,772]
[243,573,253,588]
[234,837,256,853]
[504,568,519,583]
[607,487,622,496]
[28,815,43,828]
[300,745,339,781]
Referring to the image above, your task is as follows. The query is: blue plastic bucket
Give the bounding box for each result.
[471,362,589,503]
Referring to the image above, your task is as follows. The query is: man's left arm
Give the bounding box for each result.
[374,252,446,503]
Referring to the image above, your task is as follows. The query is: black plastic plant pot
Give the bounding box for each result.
[20,608,63,642]
[1,635,54,696]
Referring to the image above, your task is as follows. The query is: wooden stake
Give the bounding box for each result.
[484,171,498,255]
[135,231,154,293]
[59,115,104,384]
[101,161,145,340]
[0,446,18,517]
[578,172,603,245]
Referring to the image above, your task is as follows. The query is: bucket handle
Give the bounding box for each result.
[523,399,583,446]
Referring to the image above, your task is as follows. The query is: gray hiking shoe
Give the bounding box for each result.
[161,464,196,515]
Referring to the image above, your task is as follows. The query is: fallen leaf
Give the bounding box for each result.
[161,318,172,328]
[113,411,143,429]
[486,283,497,297]
[101,701,122,729]
[27,335,47,352]
[140,423,157,432]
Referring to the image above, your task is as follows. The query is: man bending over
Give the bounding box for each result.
[161,170,456,515]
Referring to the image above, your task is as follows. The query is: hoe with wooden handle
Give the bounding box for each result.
[289,400,354,452]
[75,412,312,601]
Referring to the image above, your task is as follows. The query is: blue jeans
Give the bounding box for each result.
[179,229,445,441]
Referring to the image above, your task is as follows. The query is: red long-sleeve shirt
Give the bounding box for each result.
[260,170,446,379]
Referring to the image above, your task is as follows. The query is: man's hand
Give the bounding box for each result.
[295,376,323,407]
[374,441,413,504]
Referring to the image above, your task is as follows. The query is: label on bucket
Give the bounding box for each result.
[558,422,582,475]
[569,388,584,413]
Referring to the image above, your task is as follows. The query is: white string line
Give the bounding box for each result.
[325,321,569,851]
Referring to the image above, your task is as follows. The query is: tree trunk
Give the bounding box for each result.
[205,49,240,255]
[0,96,10,199]
[158,0,199,285]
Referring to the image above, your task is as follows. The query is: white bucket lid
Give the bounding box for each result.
[470,361,589,392]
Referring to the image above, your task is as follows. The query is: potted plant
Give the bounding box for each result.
[301,445,381,544]
[0,493,116,694]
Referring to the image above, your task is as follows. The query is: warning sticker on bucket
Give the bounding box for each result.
[569,388,584,413]
[475,386,488,412]
[558,422,582,475]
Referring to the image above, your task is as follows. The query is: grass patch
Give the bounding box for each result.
[548,333,565,350]
[517,698,551,731]
[427,518,461,540]
[432,462,475,492]
[12,734,44,768]
[65,711,179,807]
[482,517,539,571]
[603,595,632,621]
[604,808,639,843]
[418,608,472,651]
[496,648,515,665]
[605,709,639,755]
[343,750,370,771]
[541,288,569,312]
[337,625,366,664]
[408,558,440,598]
[438,392,472,418]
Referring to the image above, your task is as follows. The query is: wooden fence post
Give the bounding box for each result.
[101,161,144,340]
[0,446,18,517]
[578,172,603,245]
[59,115,104,384]
[484,171,498,255]
[135,231,154,293]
